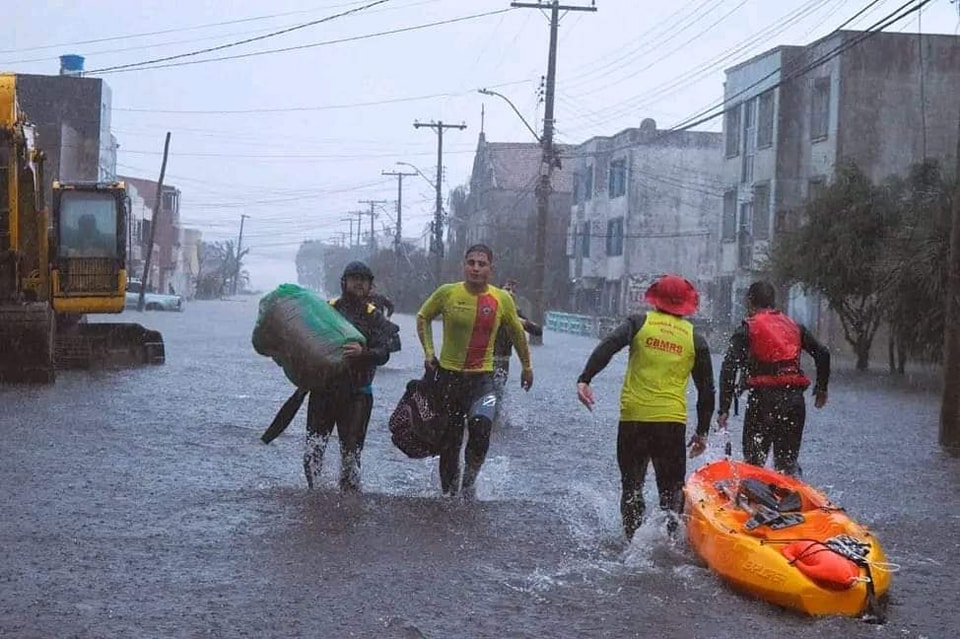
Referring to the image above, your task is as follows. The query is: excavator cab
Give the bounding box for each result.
[50,181,164,370]
[51,181,127,314]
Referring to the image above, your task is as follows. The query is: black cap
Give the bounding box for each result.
[342,260,374,281]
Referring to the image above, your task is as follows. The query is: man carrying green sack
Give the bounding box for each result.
[256,262,393,491]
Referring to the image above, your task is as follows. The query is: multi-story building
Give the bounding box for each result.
[719,31,960,330]
[568,118,723,317]
[456,132,573,309]
[121,176,182,293]
[15,55,117,204]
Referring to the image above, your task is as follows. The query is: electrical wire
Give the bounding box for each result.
[87,8,515,75]
[85,0,392,74]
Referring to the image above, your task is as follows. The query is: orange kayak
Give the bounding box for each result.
[683,459,892,619]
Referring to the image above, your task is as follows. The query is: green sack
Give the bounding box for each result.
[252,284,365,390]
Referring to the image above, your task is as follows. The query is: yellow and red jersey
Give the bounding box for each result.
[417,283,531,373]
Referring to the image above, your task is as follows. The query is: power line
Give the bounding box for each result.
[665,0,930,136]
[0,1,375,54]
[87,8,515,75]
[85,0,392,74]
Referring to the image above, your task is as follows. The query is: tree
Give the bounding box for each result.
[769,162,899,370]
[295,240,326,293]
[879,160,953,369]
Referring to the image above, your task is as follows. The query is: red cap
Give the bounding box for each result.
[644,274,699,316]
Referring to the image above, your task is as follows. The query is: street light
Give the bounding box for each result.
[477,88,541,143]
[396,161,436,190]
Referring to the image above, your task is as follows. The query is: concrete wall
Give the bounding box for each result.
[16,74,107,206]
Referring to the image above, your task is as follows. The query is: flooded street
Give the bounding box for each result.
[1,298,958,638]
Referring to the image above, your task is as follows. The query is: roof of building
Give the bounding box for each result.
[480,138,574,193]
[119,175,178,212]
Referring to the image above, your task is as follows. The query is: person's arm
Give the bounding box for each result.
[576,314,646,384]
[691,331,716,437]
[416,286,446,362]
[718,327,748,415]
[501,294,532,372]
[382,296,395,318]
[800,325,830,394]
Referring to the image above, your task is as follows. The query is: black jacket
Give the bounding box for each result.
[329,296,392,391]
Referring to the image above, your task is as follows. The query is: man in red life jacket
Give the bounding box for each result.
[717,281,830,477]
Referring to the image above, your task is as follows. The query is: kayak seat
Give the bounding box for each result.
[739,478,803,513]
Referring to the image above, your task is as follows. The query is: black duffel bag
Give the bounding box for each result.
[389,375,445,458]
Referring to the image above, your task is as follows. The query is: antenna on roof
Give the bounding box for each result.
[481,103,485,134]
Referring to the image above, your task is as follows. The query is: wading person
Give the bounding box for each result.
[717,280,830,478]
[576,274,715,540]
[491,279,542,427]
[302,261,393,491]
[416,244,533,497]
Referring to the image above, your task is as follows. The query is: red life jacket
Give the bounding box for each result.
[745,310,810,388]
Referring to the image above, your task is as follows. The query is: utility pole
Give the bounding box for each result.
[382,169,417,257]
[341,217,356,247]
[138,132,171,312]
[233,213,249,296]
[941,103,960,449]
[414,120,467,285]
[511,0,596,345]
[358,200,386,253]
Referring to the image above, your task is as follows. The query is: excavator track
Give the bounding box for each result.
[0,302,55,383]
[55,321,165,369]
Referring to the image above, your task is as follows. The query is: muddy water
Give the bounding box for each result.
[1,298,956,638]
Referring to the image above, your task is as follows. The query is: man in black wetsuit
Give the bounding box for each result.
[491,279,541,426]
[302,261,393,491]
[576,274,715,540]
[717,280,830,478]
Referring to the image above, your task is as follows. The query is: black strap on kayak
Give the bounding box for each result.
[261,388,309,444]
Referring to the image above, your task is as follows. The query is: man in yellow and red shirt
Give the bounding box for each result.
[417,244,533,496]
[576,274,714,540]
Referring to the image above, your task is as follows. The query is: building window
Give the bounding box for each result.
[741,99,755,183]
[573,171,581,204]
[725,105,741,157]
[584,165,594,200]
[606,217,624,256]
[757,90,774,148]
[738,202,753,269]
[580,221,591,257]
[722,189,737,241]
[753,182,771,240]
[811,77,831,140]
[608,159,627,198]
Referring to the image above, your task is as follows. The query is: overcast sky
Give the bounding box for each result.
[4,0,957,290]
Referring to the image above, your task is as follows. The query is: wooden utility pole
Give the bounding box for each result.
[382,169,416,257]
[941,105,960,449]
[232,213,249,295]
[413,120,466,285]
[138,132,171,312]
[358,200,386,253]
[510,0,596,345]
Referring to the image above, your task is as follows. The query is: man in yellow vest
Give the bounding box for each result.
[576,274,715,540]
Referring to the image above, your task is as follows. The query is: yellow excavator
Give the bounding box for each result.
[0,73,164,383]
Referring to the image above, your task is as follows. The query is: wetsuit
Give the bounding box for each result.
[491,308,542,424]
[417,283,531,495]
[578,310,715,539]
[303,297,392,490]
[718,309,830,477]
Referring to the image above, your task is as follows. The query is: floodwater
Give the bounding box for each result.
[1,298,957,638]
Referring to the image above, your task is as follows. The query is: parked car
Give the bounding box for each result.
[125,279,184,312]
